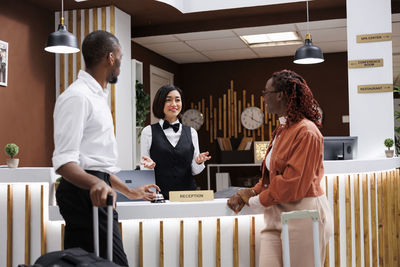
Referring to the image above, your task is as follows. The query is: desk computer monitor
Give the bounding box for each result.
[323,136,358,160]
[115,170,156,202]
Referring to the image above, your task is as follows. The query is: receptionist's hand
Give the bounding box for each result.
[195,151,211,164]
[227,194,245,214]
[141,156,156,169]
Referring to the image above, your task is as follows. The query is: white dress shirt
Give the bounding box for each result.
[249,116,286,210]
[52,70,120,174]
[140,119,205,175]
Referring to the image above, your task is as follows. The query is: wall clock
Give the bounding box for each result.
[241,107,264,130]
[182,109,204,130]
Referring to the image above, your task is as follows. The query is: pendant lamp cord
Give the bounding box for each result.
[306,0,309,34]
[61,0,64,25]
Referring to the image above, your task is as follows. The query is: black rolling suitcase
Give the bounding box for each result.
[19,195,122,267]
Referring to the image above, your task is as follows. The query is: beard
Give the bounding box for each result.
[109,76,118,84]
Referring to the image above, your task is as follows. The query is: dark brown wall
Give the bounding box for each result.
[179,53,349,188]
[131,42,181,125]
[0,1,55,166]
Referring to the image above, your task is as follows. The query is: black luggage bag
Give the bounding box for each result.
[19,195,121,267]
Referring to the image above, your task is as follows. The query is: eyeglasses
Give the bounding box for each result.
[262,90,280,96]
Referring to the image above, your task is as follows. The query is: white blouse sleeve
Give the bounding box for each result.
[248,195,264,211]
[191,127,205,175]
[139,125,152,170]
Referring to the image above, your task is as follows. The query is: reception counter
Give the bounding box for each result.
[1,158,399,267]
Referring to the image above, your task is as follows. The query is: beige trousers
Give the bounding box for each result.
[259,195,333,267]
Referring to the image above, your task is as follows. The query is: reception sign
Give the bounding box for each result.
[169,190,214,202]
[348,58,383,68]
[357,84,392,93]
[356,33,392,43]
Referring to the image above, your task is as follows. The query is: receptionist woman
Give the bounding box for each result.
[140,85,211,199]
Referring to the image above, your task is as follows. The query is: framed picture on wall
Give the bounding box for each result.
[254,141,270,163]
[0,40,8,87]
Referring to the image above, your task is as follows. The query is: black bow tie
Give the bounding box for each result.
[162,121,180,132]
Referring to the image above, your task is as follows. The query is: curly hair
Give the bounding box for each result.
[271,69,322,128]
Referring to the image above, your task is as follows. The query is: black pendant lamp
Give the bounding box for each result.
[45,0,79,54]
[293,1,324,64]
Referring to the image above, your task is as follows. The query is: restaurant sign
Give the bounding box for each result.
[357,84,393,93]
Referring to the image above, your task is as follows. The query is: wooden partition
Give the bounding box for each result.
[0,168,399,266]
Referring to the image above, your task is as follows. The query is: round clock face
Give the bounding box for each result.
[182,109,204,131]
[241,107,264,130]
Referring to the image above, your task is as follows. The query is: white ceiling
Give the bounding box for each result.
[133,14,400,76]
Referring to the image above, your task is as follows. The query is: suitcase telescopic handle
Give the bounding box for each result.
[93,194,114,262]
[281,210,321,267]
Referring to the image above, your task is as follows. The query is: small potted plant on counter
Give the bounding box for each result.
[4,143,19,168]
[384,138,394,158]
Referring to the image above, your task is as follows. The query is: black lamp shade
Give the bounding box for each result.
[45,24,80,54]
[294,38,324,64]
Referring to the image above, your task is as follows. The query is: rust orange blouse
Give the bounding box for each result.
[253,118,325,208]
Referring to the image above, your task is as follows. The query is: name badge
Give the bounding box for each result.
[169,190,214,202]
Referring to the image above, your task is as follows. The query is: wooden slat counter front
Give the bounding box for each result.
[0,158,399,267]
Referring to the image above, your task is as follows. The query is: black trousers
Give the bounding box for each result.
[55,170,129,266]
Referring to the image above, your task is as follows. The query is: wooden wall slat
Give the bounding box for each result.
[345,175,352,267]
[160,221,164,267]
[333,176,340,266]
[60,53,65,94]
[61,224,65,250]
[25,185,31,265]
[233,218,239,267]
[377,172,384,267]
[198,220,202,267]
[93,8,98,30]
[76,10,82,71]
[180,220,184,267]
[396,170,400,267]
[7,185,13,267]
[354,174,361,267]
[84,9,89,38]
[362,174,370,267]
[68,10,73,86]
[383,172,389,266]
[250,216,255,267]
[216,218,221,267]
[324,176,329,267]
[370,173,378,267]
[41,185,46,255]
[139,221,143,267]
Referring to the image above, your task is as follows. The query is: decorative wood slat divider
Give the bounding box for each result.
[198,220,202,267]
[250,216,255,267]
[333,176,340,265]
[160,221,164,267]
[1,168,400,266]
[25,185,31,265]
[345,175,352,267]
[354,174,361,267]
[41,185,47,255]
[7,185,13,267]
[362,174,370,267]
[324,176,329,267]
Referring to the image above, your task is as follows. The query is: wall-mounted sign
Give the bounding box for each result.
[169,190,214,202]
[348,58,383,68]
[357,84,393,93]
[356,33,392,43]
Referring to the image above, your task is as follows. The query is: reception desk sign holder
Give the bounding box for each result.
[169,190,214,202]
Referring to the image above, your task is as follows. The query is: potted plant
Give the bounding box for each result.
[135,80,150,139]
[4,143,19,168]
[384,138,394,158]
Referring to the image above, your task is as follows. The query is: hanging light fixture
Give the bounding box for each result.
[45,0,79,54]
[293,1,324,64]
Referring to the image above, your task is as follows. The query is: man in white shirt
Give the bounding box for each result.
[53,30,159,266]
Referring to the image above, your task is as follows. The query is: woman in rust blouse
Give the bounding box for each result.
[228,69,333,267]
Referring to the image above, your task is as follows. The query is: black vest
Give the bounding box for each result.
[150,123,196,199]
